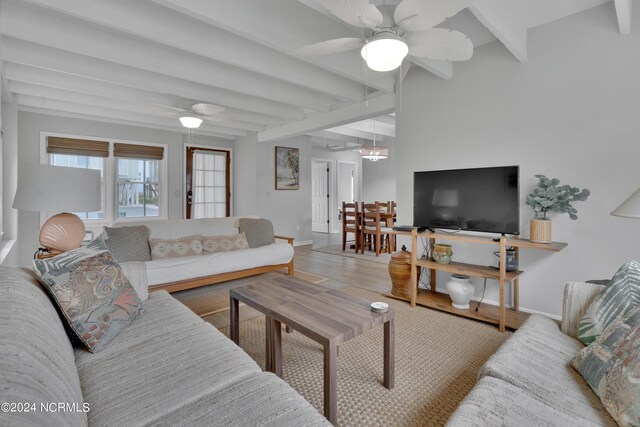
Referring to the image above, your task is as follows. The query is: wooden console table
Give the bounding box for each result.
[387,229,567,332]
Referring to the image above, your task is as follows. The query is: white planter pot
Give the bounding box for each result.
[446,274,475,310]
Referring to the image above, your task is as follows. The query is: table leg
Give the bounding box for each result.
[271,318,283,378]
[324,341,338,424]
[265,315,272,372]
[230,296,239,345]
[384,318,395,389]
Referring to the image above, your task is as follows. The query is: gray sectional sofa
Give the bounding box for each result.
[0,266,329,427]
[447,281,617,427]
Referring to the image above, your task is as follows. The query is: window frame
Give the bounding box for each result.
[40,132,168,226]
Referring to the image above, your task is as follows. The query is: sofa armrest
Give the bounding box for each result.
[120,261,149,302]
[274,235,294,245]
[561,281,605,339]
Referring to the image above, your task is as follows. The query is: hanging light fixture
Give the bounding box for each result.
[360,31,409,72]
[360,120,389,162]
[179,114,203,129]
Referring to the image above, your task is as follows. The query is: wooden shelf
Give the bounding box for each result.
[506,239,568,252]
[386,290,530,330]
[415,259,523,281]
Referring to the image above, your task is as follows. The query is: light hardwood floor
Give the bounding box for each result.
[201,232,393,328]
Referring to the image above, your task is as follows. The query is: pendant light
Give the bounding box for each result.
[360,120,388,162]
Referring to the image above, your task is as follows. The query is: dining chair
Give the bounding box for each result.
[341,201,360,253]
[360,202,394,256]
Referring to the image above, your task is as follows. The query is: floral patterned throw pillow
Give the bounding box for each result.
[33,237,143,353]
[572,307,640,426]
[578,261,640,345]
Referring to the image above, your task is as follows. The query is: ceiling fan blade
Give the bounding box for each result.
[191,103,225,116]
[394,0,470,32]
[406,29,473,61]
[317,0,383,28]
[292,37,364,56]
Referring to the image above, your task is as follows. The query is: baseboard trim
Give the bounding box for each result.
[293,240,313,247]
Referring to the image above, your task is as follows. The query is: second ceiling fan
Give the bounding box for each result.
[294,0,473,72]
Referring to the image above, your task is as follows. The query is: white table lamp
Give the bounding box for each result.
[611,188,640,218]
[13,164,101,256]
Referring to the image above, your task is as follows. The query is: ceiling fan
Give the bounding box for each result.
[163,103,227,129]
[294,0,473,72]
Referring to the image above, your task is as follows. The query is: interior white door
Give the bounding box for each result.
[311,162,329,233]
[338,162,356,206]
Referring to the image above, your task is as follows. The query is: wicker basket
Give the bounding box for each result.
[530,218,552,243]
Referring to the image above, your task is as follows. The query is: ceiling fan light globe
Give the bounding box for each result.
[179,115,203,129]
[361,35,408,72]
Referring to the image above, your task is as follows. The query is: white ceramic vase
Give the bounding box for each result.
[446,274,474,310]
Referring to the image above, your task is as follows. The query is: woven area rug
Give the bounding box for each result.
[312,244,391,264]
[218,287,511,426]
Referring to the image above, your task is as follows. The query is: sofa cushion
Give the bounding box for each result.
[578,260,640,345]
[202,232,249,254]
[445,376,603,427]
[113,217,246,239]
[573,306,640,426]
[149,235,203,260]
[144,372,329,426]
[119,261,149,301]
[146,243,294,287]
[75,291,261,427]
[239,218,275,248]
[104,225,151,262]
[479,314,616,426]
[0,266,87,427]
[33,238,144,353]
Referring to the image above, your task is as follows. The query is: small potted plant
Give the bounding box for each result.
[526,175,590,243]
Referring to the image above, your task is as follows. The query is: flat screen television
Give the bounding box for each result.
[413,166,519,235]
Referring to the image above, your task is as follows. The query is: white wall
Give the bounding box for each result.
[234,132,258,216]
[10,111,233,265]
[1,100,18,263]
[256,136,313,244]
[311,146,362,233]
[362,141,396,204]
[396,3,640,317]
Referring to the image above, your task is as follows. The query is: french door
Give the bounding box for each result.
[185,147,231,219]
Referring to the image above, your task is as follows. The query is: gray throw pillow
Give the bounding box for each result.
[238,218,275,248]
[104,225,151,262]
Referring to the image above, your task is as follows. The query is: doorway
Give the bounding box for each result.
[185,146,231,219]
[311,160,330,233]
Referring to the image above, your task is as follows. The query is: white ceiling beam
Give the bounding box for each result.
[19,0,365,103]
[2,39,304,122]
[469,0,528,62]
[150,0,396,94]
[615,0,632,34]
[5,63,285,128]
[309,130,362,145]
[372,115,396,126]
[310,135,361,147]
[408,58,453,80]
[342,120,396,138]
[16,95,247,137]
[18,105,235,141]
[324,126,382,141]
[258,93,395,142]
[9,81,265,132]
[0,1,333,112]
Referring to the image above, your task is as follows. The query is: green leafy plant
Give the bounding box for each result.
[526,175,590,220]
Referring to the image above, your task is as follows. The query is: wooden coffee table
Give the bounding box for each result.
[229,276,394,424]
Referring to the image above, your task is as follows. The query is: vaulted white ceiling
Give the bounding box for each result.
[0,0,631,142]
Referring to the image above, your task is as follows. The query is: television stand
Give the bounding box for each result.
[386,229,567,332]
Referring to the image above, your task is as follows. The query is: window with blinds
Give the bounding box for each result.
[192,150,228,219]
[115,143,163,219]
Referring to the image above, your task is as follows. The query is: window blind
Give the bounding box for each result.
[47,137,109,158]
[114,143,164,160]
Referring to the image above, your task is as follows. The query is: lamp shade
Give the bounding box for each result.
[13,163,102,213]
[360,145,389,161]
[611,187,640,218]
[360,32,408,72]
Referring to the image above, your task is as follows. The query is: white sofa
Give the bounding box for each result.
[446,281,617,427]
[110,217,294,292]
